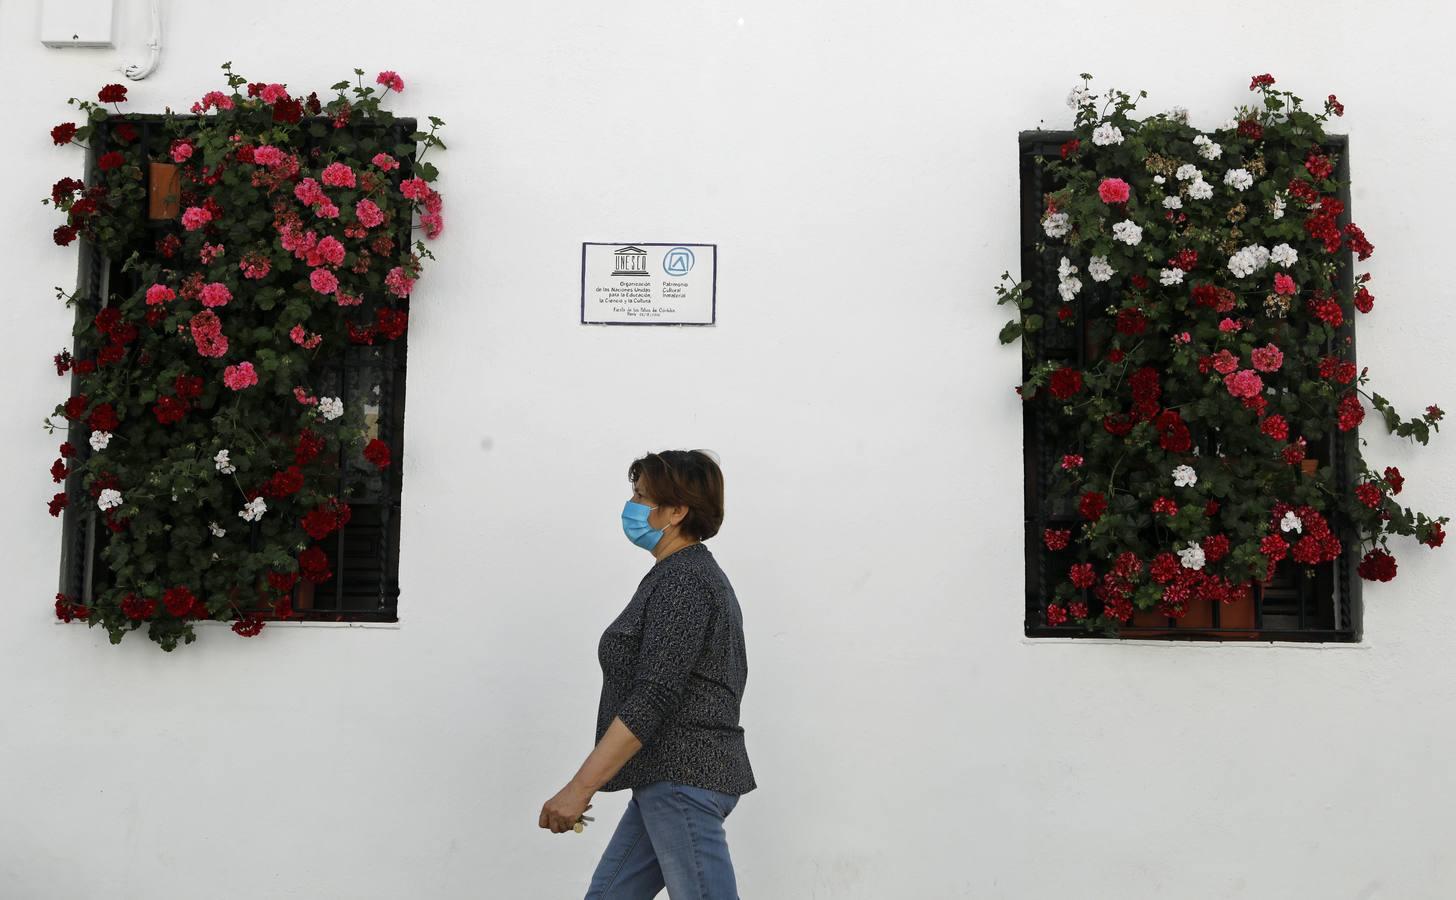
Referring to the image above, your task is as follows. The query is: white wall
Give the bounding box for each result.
[4,1,1455,897]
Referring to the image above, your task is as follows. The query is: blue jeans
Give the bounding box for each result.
[584,780,741,899]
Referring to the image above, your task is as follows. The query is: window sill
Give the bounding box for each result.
[1021,637,1368,650]
[54,619,401,630]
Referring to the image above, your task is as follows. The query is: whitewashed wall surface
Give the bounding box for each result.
[3,1,1455,898]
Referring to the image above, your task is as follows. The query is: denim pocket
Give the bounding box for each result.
[671,782,739,819]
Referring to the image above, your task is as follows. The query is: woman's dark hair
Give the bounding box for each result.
[628,450,724,541]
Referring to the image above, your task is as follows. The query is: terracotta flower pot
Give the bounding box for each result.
[1128,596,1249,638]
[148,161,180,220]
[1300,458,1319,477]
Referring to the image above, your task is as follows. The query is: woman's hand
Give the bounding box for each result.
[539,780,594,834]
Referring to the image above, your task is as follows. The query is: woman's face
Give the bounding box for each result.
[630,479,675,531]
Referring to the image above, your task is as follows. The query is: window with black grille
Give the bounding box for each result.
[1018,131,1360,641]
[57,115,409,623]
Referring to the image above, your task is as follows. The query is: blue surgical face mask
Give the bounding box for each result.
[621,500,665,551]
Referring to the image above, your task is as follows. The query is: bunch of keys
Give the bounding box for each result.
[572,814,596,834]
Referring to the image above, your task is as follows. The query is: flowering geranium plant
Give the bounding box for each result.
[43,64,444,650]
[999,73,1446,634]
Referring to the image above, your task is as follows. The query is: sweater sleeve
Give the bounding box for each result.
[614,566,714,745]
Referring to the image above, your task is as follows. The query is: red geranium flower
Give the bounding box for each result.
[232,616,266,637]
[1423,523,1446,549]
[1049,367,1083,400]
[1068,563,1096,589]
[363,439,392,469]
[97,83,128,103]
[1384,467,1404,495]
[299,545,333,583]
[1357,548,1397,582]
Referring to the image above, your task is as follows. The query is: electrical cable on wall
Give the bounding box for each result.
[122,0,163,80]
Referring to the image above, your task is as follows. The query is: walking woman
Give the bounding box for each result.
[538,449,756,899]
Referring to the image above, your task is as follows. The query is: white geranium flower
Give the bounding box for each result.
[239,497,267,523]
[1193,134,1223,160]
[1219,118,1239,131]
[1057,258,1083,302]
[97,488,123,511]
[1175,163,1201,182]
[1270,243,1299,268]
[1227,244,1270,278]
[1162,195,1183,209]
[1187,179,1214,200]
[318,397,344,421]
[1178,542,1206,571]
[1088,256,1115,282]
[1172,465,1198,488]
[1153,175,1166,185]
[1112,220,1143,246]
[1281,511,1304,534]
[1224,168,1254,191]
[1042,211,1071,239]
[1271,193,1287,220]
[214,449,236,475]
[89,431,112,451]
[1092,123,1124,146]
[209,521,226,538]
[1066,84,1091,110]
[1160,268,1185,286]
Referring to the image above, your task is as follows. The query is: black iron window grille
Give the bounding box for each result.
[1018,131,1360,642]
[57,115,410,624]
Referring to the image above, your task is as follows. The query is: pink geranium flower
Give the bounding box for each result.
[199,282,232,308]
[294,178,325,206]
[289,325,322,350]
[321,162,356,189]
[1273,273,1297,295]
[384,267,415,298]
[1224,369,1264,399]
[1210,349,1240,375]
[316,236,346,266]
[376,71,405,93]
[253,145,286,167]
[181,206,212,231]
[1250,343,1285,373]
[309,268,339,295]
[1097,177,1131,204]
[355,199,385,228]
[146,284,175,305]
[371,153,399,171]
[223,362,258,391]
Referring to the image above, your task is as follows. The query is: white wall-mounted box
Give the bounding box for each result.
[40,0,116,48]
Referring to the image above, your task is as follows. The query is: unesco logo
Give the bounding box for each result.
[662,247,695,277]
